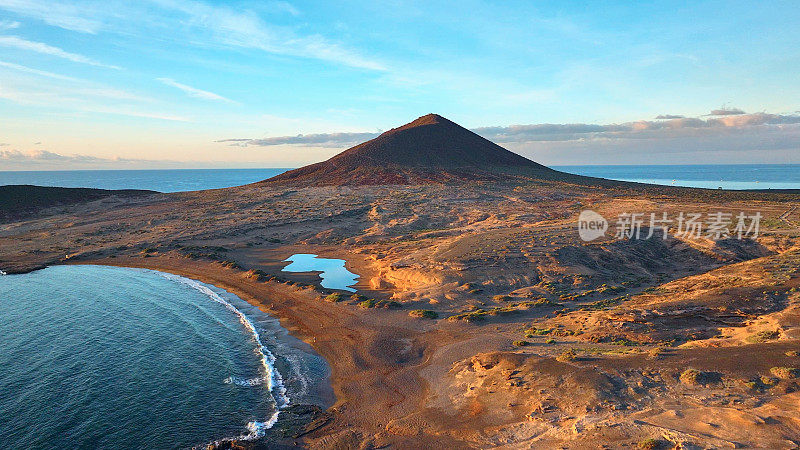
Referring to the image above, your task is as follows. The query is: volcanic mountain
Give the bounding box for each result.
[264,114,578,186]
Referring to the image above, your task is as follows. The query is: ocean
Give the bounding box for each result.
[0,265,331,449]
[0,165,798,192]
[553,164,800,191]
[0,168,289,193]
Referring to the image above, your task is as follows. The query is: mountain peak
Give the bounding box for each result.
[264,114,561,186]
[397,113,450,128]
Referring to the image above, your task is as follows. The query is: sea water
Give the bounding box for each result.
[1,165,799,192]
[0,168,289,193]
[0,265,330,449]
[553,164,800,190]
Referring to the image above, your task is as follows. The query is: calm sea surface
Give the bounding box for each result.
[0,165,798,192]
[0,265,330,449]
[553,164,800,190]
[0,168,289,192]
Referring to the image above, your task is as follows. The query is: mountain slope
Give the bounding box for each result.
[263,114,571,186]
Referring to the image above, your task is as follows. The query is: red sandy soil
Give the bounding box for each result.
[2,115,800,448]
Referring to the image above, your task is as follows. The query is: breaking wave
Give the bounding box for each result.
[158,272,289,440]
[223,376,265,387]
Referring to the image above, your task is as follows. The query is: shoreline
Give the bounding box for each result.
[5,178,797,448]
[63,254,438,447]
[0,264,335,448]
[73,258,340,443]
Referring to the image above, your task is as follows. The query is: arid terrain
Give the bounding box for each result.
[2,116,800,449]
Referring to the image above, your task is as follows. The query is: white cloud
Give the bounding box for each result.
[0,0,101,33]
[269,1,300,17]
[480,113,800,165]
[0,0,384,71]
[709,107,746,116]
[0,36,120,69]
[157,77,236,103]
[0,59,80,81]
[0,149,105,162]
[0,84,188,122]
[218,112,800,165]
[0,19,20,29]
[471,113,800,144]
[0,148,187,170]
[157,0,384,70]
[217,132,380,147]
[84,107,190,122]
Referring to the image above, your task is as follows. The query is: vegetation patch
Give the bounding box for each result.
[447,305,526,323]
[556,348,578,362]
[512,298,557,309]
[350,293,368,302]
[609,337,640,347]
[559,284,624,301]
[770,367,799,379]
[747,329,781,343]
[680,368,722,385]
[512,340,530,347]
[745,375,778,391]
[524,326,574,337]
[647,346,667,360]
[220,260,242,270]
[408,309,439,319]
[579,295,627,311]
[760,376,778,386]
[637,438,665,450]
[325,293,344,303]
[447,310,487,322]
[359,299,402,309]
[245,269,268,281]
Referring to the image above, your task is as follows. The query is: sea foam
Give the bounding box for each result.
[157,272,289,440]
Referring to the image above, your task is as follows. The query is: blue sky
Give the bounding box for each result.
[1,0,799,169]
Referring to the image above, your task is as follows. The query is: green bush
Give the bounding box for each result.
[770,366,799,379]
[748,330,781,343]
[325,293,344,303]
[647,346,666,360]
[579,295,626,311]
[408,309,438,319]
[447,310,486,322]
[220,260,242,270]
[526,327,548,335]
[359,299,402,309]
[512,340,530,347]
[556,349,578,362]
[246,269,268,281]
[680,368,721,385]
[637,439,662,450]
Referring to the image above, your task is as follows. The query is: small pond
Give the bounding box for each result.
[281,254,359,292]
